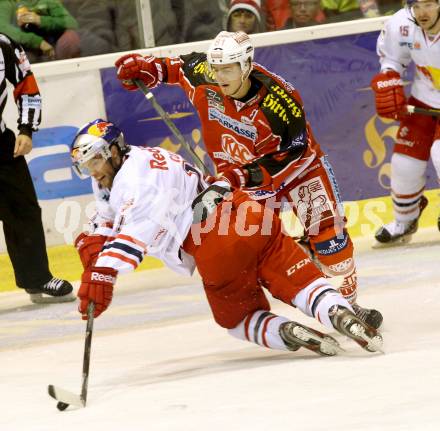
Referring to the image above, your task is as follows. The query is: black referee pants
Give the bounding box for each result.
[0,128,52,290]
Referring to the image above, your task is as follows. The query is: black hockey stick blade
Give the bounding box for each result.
[48,385,85,409]
[47,302,95,411]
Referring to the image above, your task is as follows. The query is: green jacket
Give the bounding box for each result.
[0,0,77,50]
[321,0,360,13]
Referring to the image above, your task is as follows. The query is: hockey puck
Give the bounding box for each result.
[57,402,69,411]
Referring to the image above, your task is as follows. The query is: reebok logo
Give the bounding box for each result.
[91,272,115,283]
[377,78,402,89]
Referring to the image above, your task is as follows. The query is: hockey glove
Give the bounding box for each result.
[219,165,249,189]
[74,232,107,269]
[192,183,231,223]
[371,70,406,120]
[78,266,117,319]
[115,54,164,91]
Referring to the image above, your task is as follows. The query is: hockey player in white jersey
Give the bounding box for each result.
[71,119,383,355]
[371,0,440,245]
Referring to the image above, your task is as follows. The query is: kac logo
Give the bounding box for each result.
[221,134,254,164]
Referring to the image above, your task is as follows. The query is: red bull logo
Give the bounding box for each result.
[87,121,111,137]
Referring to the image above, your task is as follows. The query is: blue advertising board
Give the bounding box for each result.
[31,31,438,201]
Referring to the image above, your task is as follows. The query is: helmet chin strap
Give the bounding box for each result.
[109,145,123,173]
[229,64,252,99]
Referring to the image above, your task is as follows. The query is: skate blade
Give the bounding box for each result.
[363,335,384,354]
[48,384,85,409]
[350,324,384,353]
[372,234,412,249]
[293,326,345,356]
[29,292,76,304]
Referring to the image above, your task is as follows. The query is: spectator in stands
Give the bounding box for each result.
[226,0,264,33]
[150,0,179,46]
[376,0,403,16]
[288,0,327,27]
[264,0,292,30]
[176,0,223,42]
[0,0,80,63]
[111,0,140,51]
[62,0,113,56]
[63,0,141,57]
[63,0,180,53]
[322,0,380,21]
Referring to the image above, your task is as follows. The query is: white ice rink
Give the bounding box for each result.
[1,231,439,431]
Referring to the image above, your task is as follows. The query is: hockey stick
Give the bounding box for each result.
[134,79,210,175]
[48,302,95,410]
[406,105,440,117]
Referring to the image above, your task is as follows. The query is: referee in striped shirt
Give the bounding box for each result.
[0,33,74,303]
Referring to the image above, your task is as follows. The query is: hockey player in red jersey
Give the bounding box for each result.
[70,119,383,355]
[114,31,383,329]
[371,0,440,246]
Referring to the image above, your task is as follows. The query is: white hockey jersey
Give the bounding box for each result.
[377,8,440,108]
[89,146,204,276]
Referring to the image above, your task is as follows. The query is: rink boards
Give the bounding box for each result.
[0,18,439,289]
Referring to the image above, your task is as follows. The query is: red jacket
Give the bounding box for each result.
[263,0,292,31]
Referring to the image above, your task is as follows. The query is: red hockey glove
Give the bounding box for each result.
[371,70,406,120]
[78,267,117,319]
[74,232,107,269]
[219,165,249,189]
[115,54,164,91]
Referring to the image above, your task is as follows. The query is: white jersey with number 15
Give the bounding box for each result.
[377,8,440,108]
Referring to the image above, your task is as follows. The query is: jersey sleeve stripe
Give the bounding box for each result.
[102,241,144,262]
[99,251,138,269]
[116,233,147,250]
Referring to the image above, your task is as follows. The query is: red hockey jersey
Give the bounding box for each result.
[162,52,323,199]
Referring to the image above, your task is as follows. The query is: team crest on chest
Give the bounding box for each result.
[213,134,255,164]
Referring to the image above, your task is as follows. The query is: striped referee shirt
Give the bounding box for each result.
[0,33,41,137]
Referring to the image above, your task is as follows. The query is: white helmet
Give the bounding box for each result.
[207,31,254,73]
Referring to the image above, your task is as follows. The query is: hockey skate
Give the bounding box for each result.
[374,195,428,248]
[329,305,383,353]
[279,321,343,356]
[26,278,75,304]
[352,303,383,329]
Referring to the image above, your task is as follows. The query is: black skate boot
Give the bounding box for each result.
[352,303,383,329]
[26,278,75,304]
[279,321,343,356]
[374,195,428,247]
[329,305,383,353]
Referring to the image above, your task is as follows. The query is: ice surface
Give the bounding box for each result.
[1,234,440,431]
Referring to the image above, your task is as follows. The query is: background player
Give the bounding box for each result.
[371,0,440,245]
